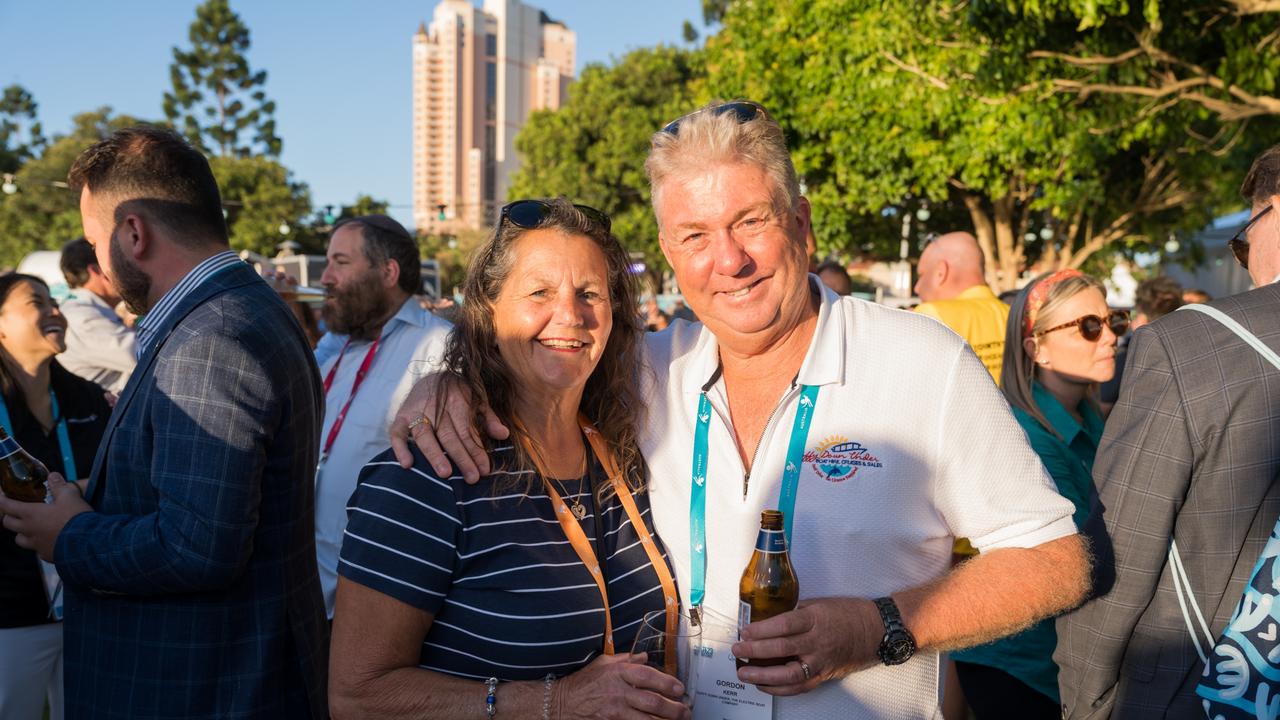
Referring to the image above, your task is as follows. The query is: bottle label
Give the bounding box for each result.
[0,435,19,460]
[738,600,751,632]
[754,529,787,554]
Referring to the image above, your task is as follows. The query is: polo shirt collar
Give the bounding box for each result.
[956,285,999,302]
[684,274,846,393]
[1030,381,1103,444]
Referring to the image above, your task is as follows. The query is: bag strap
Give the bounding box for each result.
[1179,304,1280,371]
[1168,304,1280,663]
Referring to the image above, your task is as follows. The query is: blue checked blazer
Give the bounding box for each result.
[1056,282,1280,718]
[53,261,329,719]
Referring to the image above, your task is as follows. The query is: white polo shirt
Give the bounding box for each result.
[315,298,452,617]
[641,280,1077,719]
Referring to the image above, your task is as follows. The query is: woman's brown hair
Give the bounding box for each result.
[440,198,645,497]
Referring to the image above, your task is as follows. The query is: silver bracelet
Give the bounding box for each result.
[485,677,498,717]
[542,673,555,720]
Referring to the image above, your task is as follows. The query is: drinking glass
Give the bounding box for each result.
[631,609,701,708]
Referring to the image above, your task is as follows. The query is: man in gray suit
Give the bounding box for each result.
[1056,143,1280,717]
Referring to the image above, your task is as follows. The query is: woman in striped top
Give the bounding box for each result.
[329,199,688,720]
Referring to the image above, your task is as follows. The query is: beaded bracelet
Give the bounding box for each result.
[485,677,498,717]
[542,674,555,720]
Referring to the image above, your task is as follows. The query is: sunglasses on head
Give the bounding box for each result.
[1034,310,1130,342]
[1228,204,1273,270]
[659,99,770,136]
[499,199,611,233]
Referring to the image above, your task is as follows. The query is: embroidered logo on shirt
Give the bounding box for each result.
[804,435,883,482]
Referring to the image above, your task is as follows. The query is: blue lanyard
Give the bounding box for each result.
[688,382,820,610]
[0,389,78,481]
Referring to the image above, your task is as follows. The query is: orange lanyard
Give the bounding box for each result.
[520,416,679,672]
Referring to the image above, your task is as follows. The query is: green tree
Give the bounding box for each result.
[337,194,390,221]
[210,155,315,255]
[507,46,705,286]
[703,0,1274,289]
[0,108,147,269]
[0,85,46,175]
[163,0,281,158]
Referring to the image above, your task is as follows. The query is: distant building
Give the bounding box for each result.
[412,0,575,233]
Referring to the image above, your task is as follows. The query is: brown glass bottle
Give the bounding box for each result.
[0,427,49,503]
[737,509,799,669]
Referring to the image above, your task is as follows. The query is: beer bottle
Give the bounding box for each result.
[0,427,50,503]
[737,509,799,669]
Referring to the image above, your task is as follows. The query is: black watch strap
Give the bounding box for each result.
[873,596,917,666]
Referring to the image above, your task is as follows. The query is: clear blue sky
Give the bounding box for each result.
[0,0,703,231]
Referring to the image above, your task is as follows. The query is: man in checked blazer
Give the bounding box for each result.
[1056,144,1280,717]
[0,126,328,718]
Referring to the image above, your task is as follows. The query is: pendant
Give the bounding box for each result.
[571,502,587,520]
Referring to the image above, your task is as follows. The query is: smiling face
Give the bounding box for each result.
[1026,287,1118,385]
[491,228,613,405]
[0,279,68,365]
[656,161,812,350]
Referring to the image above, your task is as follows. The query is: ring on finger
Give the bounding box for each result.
[800,661,812,681]
[407,414,431,434]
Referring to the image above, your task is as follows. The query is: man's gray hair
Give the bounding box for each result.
[645,100,800,221]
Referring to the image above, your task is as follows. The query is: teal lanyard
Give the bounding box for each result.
[688,382,820,611]
[0,390,77,481]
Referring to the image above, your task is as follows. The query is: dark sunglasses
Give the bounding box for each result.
[1228,205,1273,270]
[659,100,770,136]
[1034,310,1130,342]
[499,199,611,233]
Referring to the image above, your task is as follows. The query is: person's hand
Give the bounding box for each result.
[0,472,92,561]
[554,653,691,720]
[732,597,882,696]
[261,269,299,296]
[388,372,508,483]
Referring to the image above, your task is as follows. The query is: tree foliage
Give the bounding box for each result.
[0,109,148,269]
[0,85,46,175]
[211,155,315,256]
[507,46,704,286]
[702,0,1276,288]
[163,0,281,158]
[337,194,390,221]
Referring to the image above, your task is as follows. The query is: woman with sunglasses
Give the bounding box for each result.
[0,274,111,720]
[951,268,1125,718]
[329,199,688,720]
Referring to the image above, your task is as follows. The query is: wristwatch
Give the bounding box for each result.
[873,596,917,666]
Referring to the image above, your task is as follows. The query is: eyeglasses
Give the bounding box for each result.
[659,100,770,136]
[499,199,611,233]
[1034,310,1130,342]
[1228,205,1273,270]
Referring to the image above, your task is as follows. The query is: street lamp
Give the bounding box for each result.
[1,174,16,195]
[278,221,291,236]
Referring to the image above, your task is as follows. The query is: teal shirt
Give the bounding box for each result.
[951,382,1103,703]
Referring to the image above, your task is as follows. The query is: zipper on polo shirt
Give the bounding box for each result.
[741,376,801,500]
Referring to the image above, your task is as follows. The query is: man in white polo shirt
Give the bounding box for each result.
[311,215,451,618]
[391,102,1089,718]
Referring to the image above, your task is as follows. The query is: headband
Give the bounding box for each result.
[1024,269,1084,338]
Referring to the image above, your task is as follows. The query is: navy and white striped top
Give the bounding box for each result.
[338,444,672,681]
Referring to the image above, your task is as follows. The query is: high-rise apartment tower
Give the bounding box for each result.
[412,0,575,233]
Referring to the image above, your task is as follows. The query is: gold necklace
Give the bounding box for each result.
[543,449,590,520]
[546,474,589,520]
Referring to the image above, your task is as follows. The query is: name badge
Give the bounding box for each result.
[692,621,773,720]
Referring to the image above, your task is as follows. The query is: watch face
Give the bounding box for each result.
[881,632,915,665]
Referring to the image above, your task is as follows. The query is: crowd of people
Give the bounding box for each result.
[0,100,1277,720]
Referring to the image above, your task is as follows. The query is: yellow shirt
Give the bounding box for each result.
[915,285,1010,385]
[917,286,1011,556]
